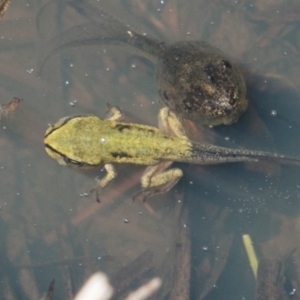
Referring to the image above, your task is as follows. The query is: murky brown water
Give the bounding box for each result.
[1,0,300,299]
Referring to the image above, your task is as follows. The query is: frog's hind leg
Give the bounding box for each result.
[105,103,123,121]
[158,107,188,139]
[134,161,183,202]
[133,108,187,201]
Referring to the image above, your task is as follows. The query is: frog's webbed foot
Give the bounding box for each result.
[134,161,183,201]
[90,163,117,202]
[105,103,123,121]
[133,171,182,202]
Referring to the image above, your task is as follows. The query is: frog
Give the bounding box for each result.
[44,106,300,201]
[40,1,247,126]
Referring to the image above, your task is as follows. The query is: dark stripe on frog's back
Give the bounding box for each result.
[111,151,133,159]
[111,122,159,137]
[104,121,193,164]
[115,124,131,132]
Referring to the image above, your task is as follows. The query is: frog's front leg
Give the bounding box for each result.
[92,163,117,202]
[90,105,121,201]
[134,108,187,201]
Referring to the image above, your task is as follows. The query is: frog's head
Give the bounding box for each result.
[44,115,103,168]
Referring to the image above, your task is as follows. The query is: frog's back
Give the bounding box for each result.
[97,119,191,165]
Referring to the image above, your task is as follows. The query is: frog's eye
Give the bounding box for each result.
[163,91,169,101]
[159,89,170,102]
[221,60,232,69]
[62,156,85,168]
[208,75,216,84]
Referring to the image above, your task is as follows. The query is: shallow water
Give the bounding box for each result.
[1,0,300,299]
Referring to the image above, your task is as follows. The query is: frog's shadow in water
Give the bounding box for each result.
[215,73,300,153]
[188,74,300,218]
[38,1,300,153]
[38,0,249,127]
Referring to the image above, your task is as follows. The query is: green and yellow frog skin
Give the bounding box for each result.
[40,1,247,126]
[44,107,300,201]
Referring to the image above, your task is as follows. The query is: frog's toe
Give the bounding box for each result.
[89,187,101,203]
[134,179,181,202]
[105,103,123,121]
[132,188,159,202]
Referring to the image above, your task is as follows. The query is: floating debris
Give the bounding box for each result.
[0,97,22,119]
[0,0,10,18]
[243,234,258,278]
